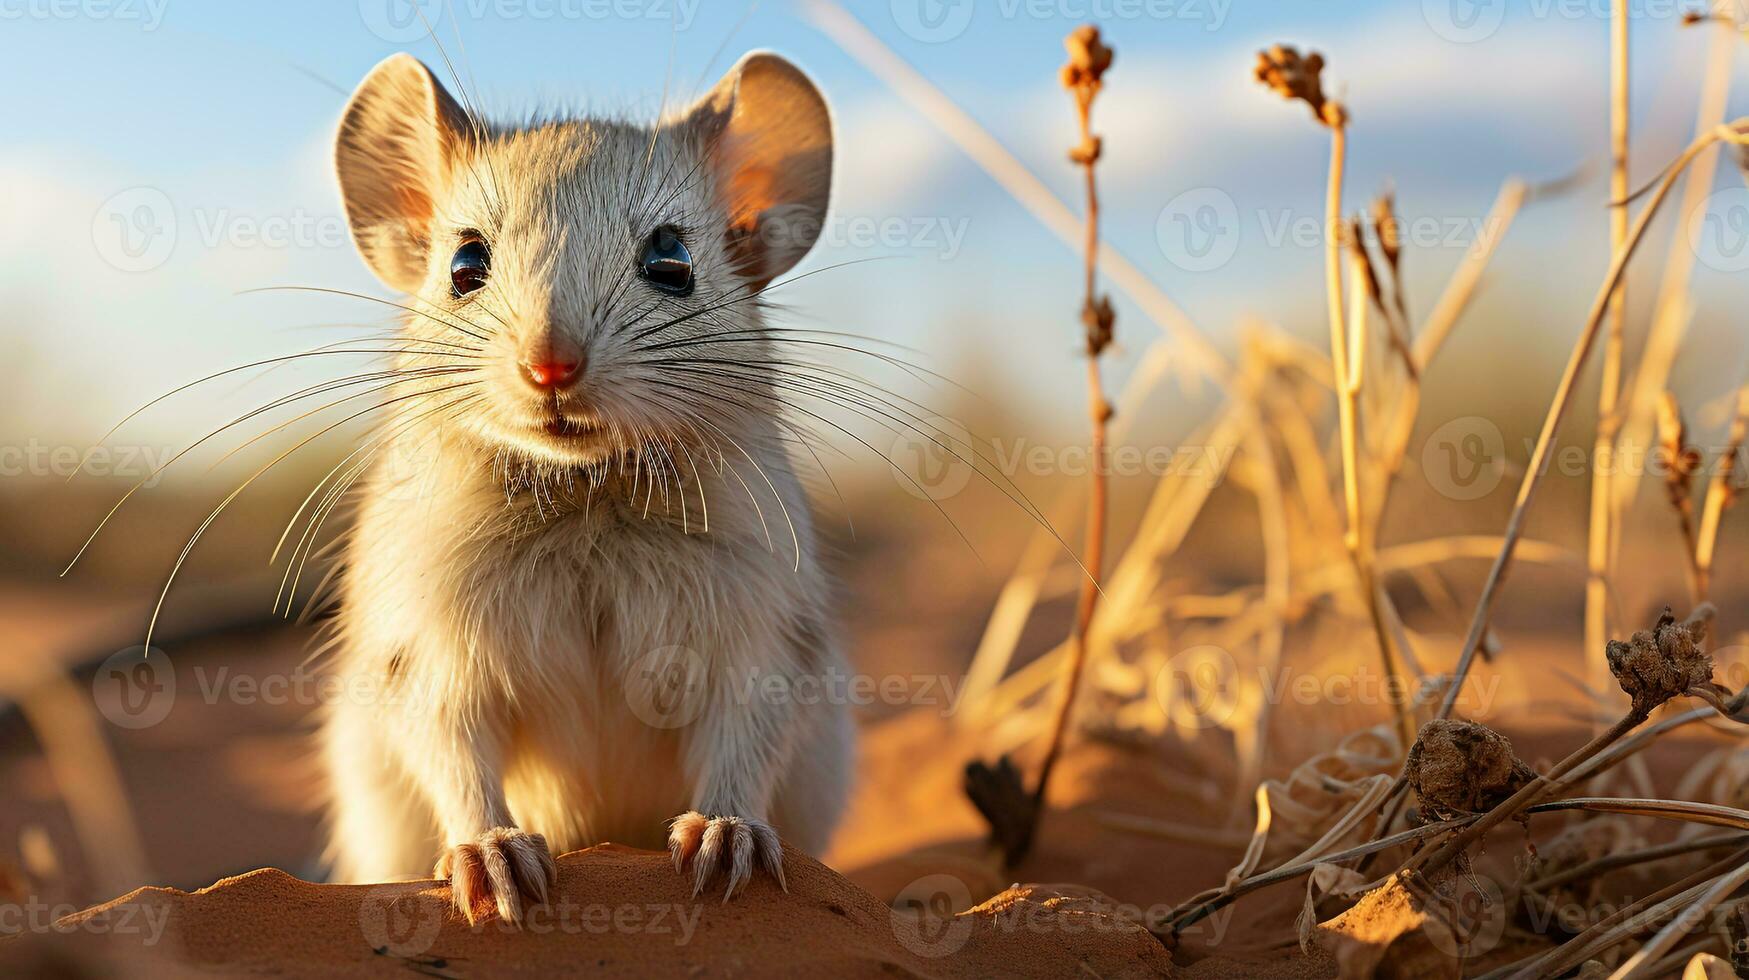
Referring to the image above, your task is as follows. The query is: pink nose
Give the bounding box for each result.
[522,356,583,389]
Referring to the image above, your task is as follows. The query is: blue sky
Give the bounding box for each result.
[4,0,1748,461]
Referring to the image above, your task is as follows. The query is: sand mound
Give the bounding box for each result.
[0,843,1174,979]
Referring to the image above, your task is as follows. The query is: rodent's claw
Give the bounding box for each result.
[667,811,785,901]
[435,828,558,926]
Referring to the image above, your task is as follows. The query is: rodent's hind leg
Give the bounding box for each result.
[435,828,558,926]
[667,812,785,900]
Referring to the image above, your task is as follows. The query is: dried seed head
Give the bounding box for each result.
[1345,219,1385,309]
[1082,294,1115,356]
[1061,25,1113,90]
[1405,719,1537,818]
[1658,392,1702,502]
[1061,26,1112,165]
[1719,387,1749,511]
[1254,44,1344,128]
[1606,607,1714,718]
[1371,192,1402,273]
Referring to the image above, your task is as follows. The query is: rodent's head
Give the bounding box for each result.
[334,52,832,470]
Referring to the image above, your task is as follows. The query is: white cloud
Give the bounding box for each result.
[831,95,958,214]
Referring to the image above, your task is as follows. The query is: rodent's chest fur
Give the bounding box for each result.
[331,436,824,847]
[342,445,810,682]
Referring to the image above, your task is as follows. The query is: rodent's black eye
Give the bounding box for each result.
[450,238,490,298]
[640,227,693,297]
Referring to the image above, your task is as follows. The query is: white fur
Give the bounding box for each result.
[319,53,851,913]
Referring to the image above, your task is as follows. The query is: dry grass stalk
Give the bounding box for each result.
[1693,386,1749,604]
[1370,191,1412,340]
[1034,19,1117,826]
[1433,118,1749,721]
[1418,607,1719,881]
[1255,45,1415,747]
[1584,0,1632,727]
[963,25,1117,867]
[1608,20,1735,520]
[804,2,1293,752]
[0,660,151,899]
[1166,796,1749,937]
[1492,846,1749,980]
[1608,860,1749,979]
[1659,391,1704,590]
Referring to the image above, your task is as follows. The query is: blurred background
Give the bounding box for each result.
[3,0,1749,918]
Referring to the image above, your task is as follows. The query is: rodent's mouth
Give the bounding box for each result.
[542,416,601,440]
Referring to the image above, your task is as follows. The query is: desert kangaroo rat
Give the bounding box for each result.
[321,50,852,923]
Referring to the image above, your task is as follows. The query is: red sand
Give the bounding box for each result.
[0,843,1177,979]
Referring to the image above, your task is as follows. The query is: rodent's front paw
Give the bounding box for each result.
[667,811,786,901]
[434,827,558,926]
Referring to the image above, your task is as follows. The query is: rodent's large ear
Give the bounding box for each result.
[335,54,471,293]
[684,52,833,289]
